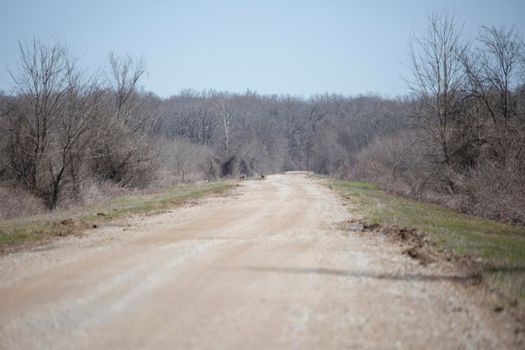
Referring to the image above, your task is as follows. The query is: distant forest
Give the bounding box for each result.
[1,13,524,223]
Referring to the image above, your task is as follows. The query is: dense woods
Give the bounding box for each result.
[1,13,524,223]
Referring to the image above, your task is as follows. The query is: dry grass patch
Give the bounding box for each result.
[0,181,234,252]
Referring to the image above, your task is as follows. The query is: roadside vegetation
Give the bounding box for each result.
[0,181,233,252]
[329,179,525,305]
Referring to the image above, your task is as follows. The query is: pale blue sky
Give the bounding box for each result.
[1,0,524,97]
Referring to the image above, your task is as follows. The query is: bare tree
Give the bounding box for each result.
[210,92,243,159]
[461,25,525,162]
[408,12,467,170]
[4,40,103,208]
[109,54,145,119]
[91,54,158,187]
[48,62,102,207]
[7,40,69,194]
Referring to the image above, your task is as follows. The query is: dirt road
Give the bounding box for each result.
[0,173,515,349]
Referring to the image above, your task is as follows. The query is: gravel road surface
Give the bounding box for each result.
[0,173,515,349]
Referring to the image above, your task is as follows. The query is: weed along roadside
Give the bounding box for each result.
[0,181,234,253]
[327,179,525,314]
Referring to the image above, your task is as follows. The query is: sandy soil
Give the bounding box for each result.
[0,173,517,349]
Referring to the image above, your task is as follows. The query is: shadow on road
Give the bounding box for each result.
[232,266,481,283]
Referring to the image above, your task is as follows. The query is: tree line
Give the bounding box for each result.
[1,13,524,224]
[0,42,158,209]
[357,14,525,223]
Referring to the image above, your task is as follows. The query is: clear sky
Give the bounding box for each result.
[1,0,524,98]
